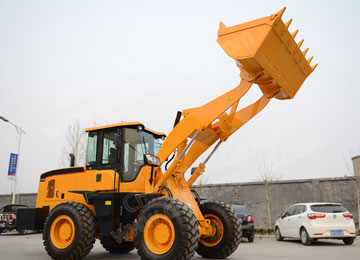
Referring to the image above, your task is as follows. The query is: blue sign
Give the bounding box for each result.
[8,153,18,176]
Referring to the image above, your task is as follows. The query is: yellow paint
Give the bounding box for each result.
[144,214,175,255]
[50,215,75,249]
[105,201,111,206]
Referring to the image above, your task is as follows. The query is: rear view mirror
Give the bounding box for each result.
[114,133,122,149]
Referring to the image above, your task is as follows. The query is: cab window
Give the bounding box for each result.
[86,131,98,167]
[102,131,119,165]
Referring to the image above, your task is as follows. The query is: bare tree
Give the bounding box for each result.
[257,150,281,229]
[59,119,87,167]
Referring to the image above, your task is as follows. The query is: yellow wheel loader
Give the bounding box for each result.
[16,7,316,260]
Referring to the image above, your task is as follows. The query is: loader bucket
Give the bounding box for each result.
[217,7,317,99]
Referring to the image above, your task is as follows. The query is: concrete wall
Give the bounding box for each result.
[0,193,37,209]
[194,177,359,229]
[0,177,358,229]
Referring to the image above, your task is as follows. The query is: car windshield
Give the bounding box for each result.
[232,205,249,214]
[310,204,347,213]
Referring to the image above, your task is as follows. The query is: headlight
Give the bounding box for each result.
[144,154,161,167]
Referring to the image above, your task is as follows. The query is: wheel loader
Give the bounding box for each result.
[16,7,316,260]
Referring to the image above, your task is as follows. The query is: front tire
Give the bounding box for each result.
[300,228,312,245]
[43,202,96,260]
[135,198,199,260]
[197,201,241,259]
[100,237,135,254]
[275,227,284,241]
[342,237,355,245]
[247,236,254,243]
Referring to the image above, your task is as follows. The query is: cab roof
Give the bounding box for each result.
[85,122,166,137]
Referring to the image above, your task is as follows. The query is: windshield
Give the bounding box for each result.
[122,128,162,182]
[310,204,347,213]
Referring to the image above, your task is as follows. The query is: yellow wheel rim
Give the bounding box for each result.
[144,214,175,255]
[200,214,224,247]
[50,215,75,249]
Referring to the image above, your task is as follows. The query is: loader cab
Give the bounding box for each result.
[85,122,165,182]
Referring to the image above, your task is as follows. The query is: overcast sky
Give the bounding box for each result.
[1,0,360,195]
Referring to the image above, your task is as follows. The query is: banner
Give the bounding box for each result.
[8,153,18,179]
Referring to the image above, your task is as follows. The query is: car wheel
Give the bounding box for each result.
[275,227,284,241]
[18,229,28,235]
[100,236,135,254]
[43,202,96,260]
[135,198,199,260]
[342,237,355,245]
[197,201,242,259]
[248,236,254,243]
[300,228,312,245]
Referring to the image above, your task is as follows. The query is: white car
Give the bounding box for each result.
[274,203,356,245]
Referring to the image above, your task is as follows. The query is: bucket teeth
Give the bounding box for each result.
[219,21,227,30]
[310,64,318,73]
[288,30,299,45]
[282,19,293,35]
[307,56,313,64]
[297,39,304,48]
[302,48,309,57]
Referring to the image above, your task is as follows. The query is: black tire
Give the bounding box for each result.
[342,237,355,245]
[197,201,241,259]
[0,228,4,234]
[300,228,312,246]
[100,236,135,254]
[43,202,96,260]
[275,227,284,241]
[135,198,199,260]
[18,229,27,235]
[247,236,254,243]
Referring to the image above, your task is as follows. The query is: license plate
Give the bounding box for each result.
[330,230,344,236]
[0,223,4,227]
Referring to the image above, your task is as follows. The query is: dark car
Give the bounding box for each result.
[0,204,28,234]
[231,205,255,242]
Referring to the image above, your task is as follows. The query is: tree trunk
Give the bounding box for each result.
[264,180,272,229]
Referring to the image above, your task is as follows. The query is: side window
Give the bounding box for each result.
[46,179,55,198]
[294,205,306,215]
[284,206,296,217]
[102,132,119,165]
[86,132,98,166]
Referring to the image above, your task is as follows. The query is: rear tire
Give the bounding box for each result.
[100,237,135,254]
[275,227,284,241]
[43,202,96,260]
[247,236,254,243]
[18,229,27,235]
[0,228,4,234]
[300,228,312,245]
[197,201,241,259]
[342,237,355,245]
[135,198,199,260]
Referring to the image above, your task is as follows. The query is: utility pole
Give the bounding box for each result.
[0,116,25,204]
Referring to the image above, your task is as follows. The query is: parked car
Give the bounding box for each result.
[0,204,28,234]
[274,203,356,245]
[231,205,255,242]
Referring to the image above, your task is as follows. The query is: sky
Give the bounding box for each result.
[1,0,360,195]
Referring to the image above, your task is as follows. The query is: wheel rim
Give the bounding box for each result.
[144,214,175,255]
[50,215,75,249]
[301,230,307,243]
[200,214,224,247]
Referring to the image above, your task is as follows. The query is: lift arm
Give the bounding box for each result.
[155,7,317,190]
